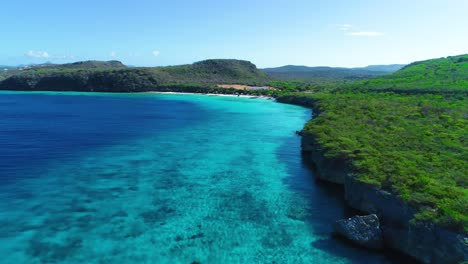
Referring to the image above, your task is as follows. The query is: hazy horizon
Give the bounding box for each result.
[1,57,413,69]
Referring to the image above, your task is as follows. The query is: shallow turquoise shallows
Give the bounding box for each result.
[0,92,395,263]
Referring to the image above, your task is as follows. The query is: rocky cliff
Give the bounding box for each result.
[301,128,467,264]
[277,95,468,264]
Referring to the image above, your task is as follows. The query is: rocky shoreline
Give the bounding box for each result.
[277,95,467,264]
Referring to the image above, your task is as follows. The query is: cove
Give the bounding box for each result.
[0,91,401,263]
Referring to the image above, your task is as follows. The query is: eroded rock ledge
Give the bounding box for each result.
[302,134,467,264]
[277,96,468,264]
[276,95,467,264]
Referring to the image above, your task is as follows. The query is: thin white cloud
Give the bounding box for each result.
[25,50,50,58]
[152,50,160,57]
[336,24,384,37]
[348,31,384,37]
[110,51,117,57]
[339,24,352,31]
[24,50,76,60]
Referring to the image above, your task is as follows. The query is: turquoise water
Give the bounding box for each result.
[0,92,396,263]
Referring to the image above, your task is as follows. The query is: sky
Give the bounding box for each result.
[1,0,467,68]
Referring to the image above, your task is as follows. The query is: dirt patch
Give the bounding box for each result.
[217,84,274,90]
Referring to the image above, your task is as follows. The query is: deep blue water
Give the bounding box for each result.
[0,91,401,263]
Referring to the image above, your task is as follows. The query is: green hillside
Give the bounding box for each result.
[45,60,127,69]
[277,54,468,233]
[156,59,268,84]
[261,64,404,84]
[352,54,468,92]
[308,92,466,232]
[0,70,15,81]
[0,59,269,92]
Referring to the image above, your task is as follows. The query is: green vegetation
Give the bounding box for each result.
[0,69,20,81]
[0,71,11,81]
[0,59,269,92]
[0,61,126,81]
[42,60,127,69]
[349,54,468,93]
[277,55,468,233]
[303,92,466,232]
[262,64,404,85]
[267,80,310,92]
[156,59,268,85]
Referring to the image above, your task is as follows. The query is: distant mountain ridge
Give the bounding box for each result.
[262,64,405,72]
[360,64,406,72]
[261,64,405,82]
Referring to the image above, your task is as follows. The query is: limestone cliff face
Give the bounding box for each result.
[301,133,468,264]
[301,134,348,184]
[277,95,467,263]
[343,173,467,264]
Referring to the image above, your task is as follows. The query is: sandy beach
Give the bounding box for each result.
[142,91,274,100]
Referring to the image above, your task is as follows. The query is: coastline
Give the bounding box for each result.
[142,91,275,100]
[0,89,275,100]
[2,89,466,262]
[276,95,467,264]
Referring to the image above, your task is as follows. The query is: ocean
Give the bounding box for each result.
[0,91,399,263]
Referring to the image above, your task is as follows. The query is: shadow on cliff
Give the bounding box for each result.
[276,132,355,233]
[276,132,419,264]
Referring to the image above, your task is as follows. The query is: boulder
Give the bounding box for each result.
[333,214,383,249]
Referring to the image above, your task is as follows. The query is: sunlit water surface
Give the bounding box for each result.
[0,92,398,263]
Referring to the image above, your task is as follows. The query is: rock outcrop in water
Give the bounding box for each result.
[333,214,383,249]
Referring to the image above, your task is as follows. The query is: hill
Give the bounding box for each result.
[0,59,269,93]
[352,54,468,92]
[0,68,21,82]
[261,64,404,83]
[0,61,126,82]
[43,60,127,69]
[155,59,268,84]
[360,64,406,73]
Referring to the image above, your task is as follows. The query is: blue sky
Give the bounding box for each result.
[1,0,467,67]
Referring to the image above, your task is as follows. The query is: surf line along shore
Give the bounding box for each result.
[142,91,275,100]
